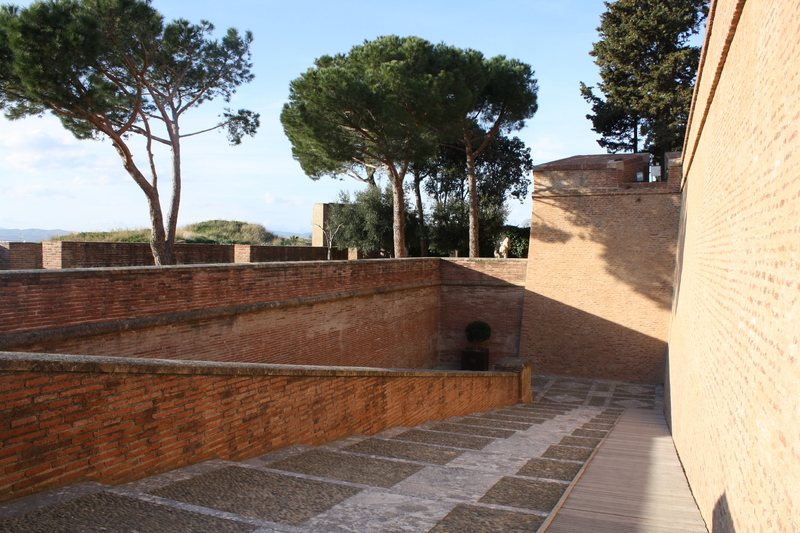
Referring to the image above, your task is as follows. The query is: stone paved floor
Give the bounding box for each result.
[0,375,658,533]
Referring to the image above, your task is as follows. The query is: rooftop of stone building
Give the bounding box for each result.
[532,153,650,172]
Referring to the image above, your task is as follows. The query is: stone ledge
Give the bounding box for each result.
[0,351,518,379]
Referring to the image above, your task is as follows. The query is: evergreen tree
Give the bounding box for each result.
[580,0,708,168]
[0,0,258,264]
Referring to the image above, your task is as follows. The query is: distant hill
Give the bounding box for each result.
[0,228,71,242]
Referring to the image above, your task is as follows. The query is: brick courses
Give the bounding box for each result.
[0,242,42,270]
[667,0,800,530]
[520,182,680,384]
[0,353,521,502]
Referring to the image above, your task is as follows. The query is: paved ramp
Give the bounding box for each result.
[545,408,707,533]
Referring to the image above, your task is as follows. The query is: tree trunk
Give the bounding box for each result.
[413,171,428,257]
[465,135,480,258]
[388,165,407,258]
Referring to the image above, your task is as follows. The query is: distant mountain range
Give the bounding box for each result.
[0,228,72,242]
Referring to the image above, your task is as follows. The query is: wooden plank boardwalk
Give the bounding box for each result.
[544,408,708,533]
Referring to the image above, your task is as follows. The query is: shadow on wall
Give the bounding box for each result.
[522,291,667,384]
[531,193,678,311]
[713,493,736,533]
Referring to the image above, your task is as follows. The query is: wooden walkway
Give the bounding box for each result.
[544,408,708,533]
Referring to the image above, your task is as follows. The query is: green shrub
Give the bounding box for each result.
[466,321,492,344]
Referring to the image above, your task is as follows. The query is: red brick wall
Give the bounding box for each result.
[0,259,442,369]
[41,241,236,269]
[0,353,521,502]
[0,242,42,270]
[667,0,800,530]
[438,259,527,367]
[234,244,347,262]
[520,187,681,383]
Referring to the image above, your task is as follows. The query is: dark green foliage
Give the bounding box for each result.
[504,225,531,259]
[0,0,258,264]
[466,321,491,343]
[580,0,708,164]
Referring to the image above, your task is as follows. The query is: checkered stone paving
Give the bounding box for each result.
[0,375,658,533]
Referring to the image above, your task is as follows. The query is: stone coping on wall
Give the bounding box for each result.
[532,185,680,197]
[0,351,519,379]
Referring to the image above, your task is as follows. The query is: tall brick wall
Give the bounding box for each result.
[0,352,522,502]
[0,259,442,369]
[438,259,527,367]
[0,242,42,270]
[667,0,800,530]
[520,181,680,383]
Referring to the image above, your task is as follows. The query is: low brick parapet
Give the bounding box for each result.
[0,351,523,502]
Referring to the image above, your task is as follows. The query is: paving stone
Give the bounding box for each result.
[342,438,463,465]
[592,383,613,392]
[429,422,516,439]
[588,395,608,406]
[458,416,532,431]
[542,445,594,462]
[517,458,584,481]
[392,429,494,450]
[582,422,615,430]
[266,449,423,488]
[392,466,503,502]
[0,490,256,533]
[480,477,569,513]
[148,465,360,525]
[531,377,552,389]
[429,504,545,533]
[478,412,548,424]
[497,409,557,419]
[305,490,454,533]
[550,380,592,391]
[572,428,607,439]
[560,436,602,448]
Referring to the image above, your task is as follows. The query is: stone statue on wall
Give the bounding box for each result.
[494,234,511,258]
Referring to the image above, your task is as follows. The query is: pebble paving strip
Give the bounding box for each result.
[0,491,255,533]
[560,436,602,448]
[390,429,494,450]
[265,449,424,488]
[148,465,360,526]
[517,458,584,482]
[458,417,532,430]
[573,428,608,438]
[477,413,549,424]
[428,423,516,439]
[428,504,544,533]
[582,422,616,430]
[341,438,464,465]
[542,445,594,462]
[480,477,569,512]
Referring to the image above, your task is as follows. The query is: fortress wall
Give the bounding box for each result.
[437,259,527,367]
[41,241,235,269]
[667,0,800,530]
[0,242,42,270]
[234,244,347,262]
[0,259,442,369]
[520,186,681,384]
[0,353,522,502]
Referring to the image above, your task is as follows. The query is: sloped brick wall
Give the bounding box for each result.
[667,0,800,530]
[0,353,521,503]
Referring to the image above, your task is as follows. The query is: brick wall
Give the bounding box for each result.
[0,242,42,270]
[234,244,347,262]
[667,0,800,530]
[0,259,442,369]
[519,186,681,383]
[41,241,236,269]
[0,352,522,502]
[437,259,527,367]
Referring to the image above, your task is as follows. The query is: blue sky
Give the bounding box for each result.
[2,0,617,234]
